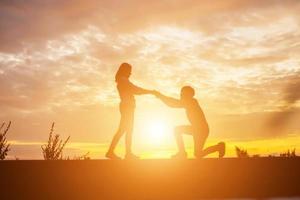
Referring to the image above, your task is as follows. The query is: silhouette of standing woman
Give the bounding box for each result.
[106,63,153,160]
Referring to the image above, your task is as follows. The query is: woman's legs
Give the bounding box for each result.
[125,109,138,158]
[107,126,125,154]
[125,125,133,155]
[106,106,137,159]
[106,109,127,159]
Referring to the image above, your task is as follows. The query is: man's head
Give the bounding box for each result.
[180,86,195,100]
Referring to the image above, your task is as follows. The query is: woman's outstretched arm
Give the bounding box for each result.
[129,81,153,95]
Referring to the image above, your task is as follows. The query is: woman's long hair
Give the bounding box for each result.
[115,63,132,82]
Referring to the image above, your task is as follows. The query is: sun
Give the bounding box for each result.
[146,120,171,145]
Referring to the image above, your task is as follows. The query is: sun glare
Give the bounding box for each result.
[146,120,171,145]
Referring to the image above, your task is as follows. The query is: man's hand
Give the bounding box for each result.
[151,91,182,108]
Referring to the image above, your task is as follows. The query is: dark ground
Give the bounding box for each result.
[1,158,300,200]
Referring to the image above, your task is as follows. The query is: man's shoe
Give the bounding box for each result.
[218,142,226,158]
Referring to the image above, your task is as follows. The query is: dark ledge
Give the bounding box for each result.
[1,158,300,200]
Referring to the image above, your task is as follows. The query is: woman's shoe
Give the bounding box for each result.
[105,151,122,160]
[125,153,140,160]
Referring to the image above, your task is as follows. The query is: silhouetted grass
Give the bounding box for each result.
[41,122,70,160]
[235,146,250,158]
[68,152,91,160]
[0,121,11,160]
[280,149,297,157]
[235,146,298,158]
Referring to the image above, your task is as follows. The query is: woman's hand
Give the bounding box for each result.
[150,90,162,97]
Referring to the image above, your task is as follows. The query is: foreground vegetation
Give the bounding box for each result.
[235,146,298,158]
[41,122,90,160]
[0,121,11,160]
[41,122,70,160]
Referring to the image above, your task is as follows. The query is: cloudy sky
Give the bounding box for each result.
[0,0,299,159]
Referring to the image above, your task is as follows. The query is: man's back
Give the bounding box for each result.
[183,98,209,131]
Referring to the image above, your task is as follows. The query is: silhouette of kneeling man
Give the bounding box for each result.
[154,86,225,159]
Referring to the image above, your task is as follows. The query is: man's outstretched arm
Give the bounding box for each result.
[154,91,182,108]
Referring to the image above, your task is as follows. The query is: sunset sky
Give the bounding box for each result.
[0,0,299,159]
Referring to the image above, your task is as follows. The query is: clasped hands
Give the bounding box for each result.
[149,90,162,98]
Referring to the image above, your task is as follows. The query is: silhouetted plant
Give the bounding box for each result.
[68,152,91,160]
[235,146,249,158]
[279,149,297,157]
[0,121,11,160]
[41,122,70,160]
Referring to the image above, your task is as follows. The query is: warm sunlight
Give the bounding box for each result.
[145,119,171,145]
[1,1,300,199]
